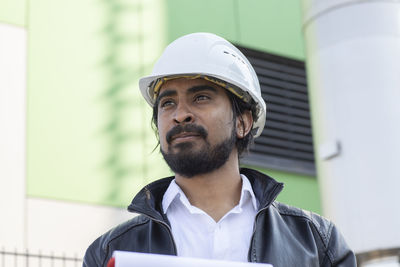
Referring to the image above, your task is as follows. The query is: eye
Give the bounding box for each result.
[159,99,175,109]
[194,94,210,102]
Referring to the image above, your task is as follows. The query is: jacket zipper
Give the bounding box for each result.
[247,183,283,262]
[247,208,267,262]
[128,186,178,256]
[129,208,178,256]
[148,216,178,256]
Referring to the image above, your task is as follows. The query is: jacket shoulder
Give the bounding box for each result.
[271,202,356,266]
[272,201,333,246]
[83,215,150,267]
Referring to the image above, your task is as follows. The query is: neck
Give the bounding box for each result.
[174,152,242,222]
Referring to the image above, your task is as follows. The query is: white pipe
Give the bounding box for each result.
[302,0,400,253]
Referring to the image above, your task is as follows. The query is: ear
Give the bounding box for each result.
[236,110,253,139]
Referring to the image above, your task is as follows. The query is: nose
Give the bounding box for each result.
[173,102,194,124]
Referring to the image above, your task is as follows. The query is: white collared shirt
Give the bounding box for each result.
[162,174,258,262]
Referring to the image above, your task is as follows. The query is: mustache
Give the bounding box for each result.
[166,124,208,144]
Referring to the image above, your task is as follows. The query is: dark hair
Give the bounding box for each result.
[226,90,257,157]
[151,89,257,157]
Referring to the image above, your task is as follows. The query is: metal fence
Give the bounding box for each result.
[357,247,400,267]
[0,249,81,267]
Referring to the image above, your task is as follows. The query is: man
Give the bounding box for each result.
[83,33,356,266]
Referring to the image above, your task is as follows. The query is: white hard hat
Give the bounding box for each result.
[139,32,266,137]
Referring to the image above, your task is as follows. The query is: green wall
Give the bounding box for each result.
[23,0,319,213]
[0,0,26,27]
[249,167,321,213]
[27,0,171,207]
[165,0,305,60]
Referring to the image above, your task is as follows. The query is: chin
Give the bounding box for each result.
[170,141,200,151]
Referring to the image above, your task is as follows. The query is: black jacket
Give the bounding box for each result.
[83,168,356,266]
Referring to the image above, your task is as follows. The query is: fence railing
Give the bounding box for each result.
[356,247,400,266]
[0,249,82,267]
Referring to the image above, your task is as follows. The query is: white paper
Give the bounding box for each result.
[113,251,273,267]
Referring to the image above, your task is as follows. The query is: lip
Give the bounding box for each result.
[171,132,201,143]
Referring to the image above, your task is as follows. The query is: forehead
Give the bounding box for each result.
[158,77,226,95]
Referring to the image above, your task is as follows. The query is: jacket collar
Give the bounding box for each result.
[127,168,284,221]
[240,168,284,210]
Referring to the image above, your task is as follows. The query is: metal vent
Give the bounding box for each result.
[238,46,316,176]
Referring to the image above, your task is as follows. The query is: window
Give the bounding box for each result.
[238,46,315,176]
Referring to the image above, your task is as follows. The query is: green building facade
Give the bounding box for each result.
[1,0,321,213]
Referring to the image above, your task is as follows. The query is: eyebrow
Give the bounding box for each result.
[157,89,177,103]
[156,85,218,104]
[187,85,217,95]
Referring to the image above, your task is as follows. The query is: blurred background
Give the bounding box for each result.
[1,0,399,266]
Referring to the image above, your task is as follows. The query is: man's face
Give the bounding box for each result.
[156,78,238,177]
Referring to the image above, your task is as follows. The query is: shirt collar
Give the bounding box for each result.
[162,174,258,214]
[240,174,259,211]
[162,179,182,214]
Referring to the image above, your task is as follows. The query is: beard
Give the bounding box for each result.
[160,124,236,178]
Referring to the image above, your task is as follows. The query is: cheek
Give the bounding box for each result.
[157,116,169,148]
[158,126,166,143]
[207,109,234,139]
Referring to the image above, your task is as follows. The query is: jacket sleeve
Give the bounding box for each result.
[325,223,357,267]
[83,237,106,267]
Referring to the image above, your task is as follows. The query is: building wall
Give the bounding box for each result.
[256,167,320,213]
[0,22,27,250]
[0,0,26,27]
[27,0,169,207]
[0,0,320,258]
[25,0,318,210]
[0,0,27,250]
[166,0,305,60]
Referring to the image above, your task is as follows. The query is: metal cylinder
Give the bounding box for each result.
[302,0,400,252]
